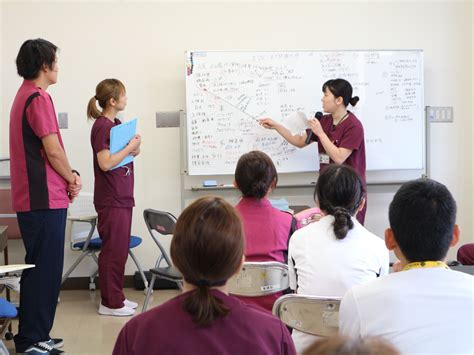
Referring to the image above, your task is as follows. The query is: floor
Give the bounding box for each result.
[4,288,181,354]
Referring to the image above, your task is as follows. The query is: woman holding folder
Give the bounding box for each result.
[87,79,141,316]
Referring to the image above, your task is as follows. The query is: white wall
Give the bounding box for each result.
[1,1,472,276]
[0,4,3,158]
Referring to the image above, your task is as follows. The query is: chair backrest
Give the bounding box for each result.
[68,192,99,246]
[143,209,178,267]
[227,261,289,297]
[272,294,342,336]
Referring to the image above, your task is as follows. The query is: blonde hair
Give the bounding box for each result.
[87,78,126,120]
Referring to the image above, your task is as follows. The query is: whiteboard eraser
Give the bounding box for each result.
[203,180,217,187]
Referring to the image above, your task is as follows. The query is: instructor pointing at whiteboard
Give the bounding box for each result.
[259,78,367,224]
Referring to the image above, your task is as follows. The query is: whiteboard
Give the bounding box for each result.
[185,50,424,177]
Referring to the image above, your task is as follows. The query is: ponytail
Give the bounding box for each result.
[87,78,126,121]
[314,165,365,240]
[87,96,101,120]
[182,282,229,326]
[349,96,360,107]
[332,207,354,240]
[171,196,245,326]
[323,79,360,108]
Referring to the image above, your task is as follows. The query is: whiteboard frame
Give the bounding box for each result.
[182,49,426,185]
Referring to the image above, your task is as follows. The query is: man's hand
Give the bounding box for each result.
[68,172,82,202]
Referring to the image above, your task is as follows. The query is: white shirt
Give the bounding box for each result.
[340,267,474,355]
[288,215,389,353]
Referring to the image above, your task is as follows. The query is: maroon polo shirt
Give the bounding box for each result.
[307,111,366,185]
[90,116,134,208]
[113,290,296,355]
[9,80,69,212]
[235,197,296,312]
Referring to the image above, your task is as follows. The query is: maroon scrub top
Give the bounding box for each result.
[113,289,296,355]
[90,116,134,208]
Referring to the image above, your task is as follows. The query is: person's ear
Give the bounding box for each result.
[233,180,238,189]
[269,177,277,192]
[108,97,116,107]
[335,96,344,105]
[384,228,397,251]
[450,224,460,247]
[357,197,366,213]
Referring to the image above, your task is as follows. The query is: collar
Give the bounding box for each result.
[238,197,272,208]
[402,261,449,271]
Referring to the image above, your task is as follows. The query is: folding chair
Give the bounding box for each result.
[61,193,148,291]
[0,264,35,342]
[0,298,16,352]
[272,294,342,336]
[227,261,289,296]
[142,209,183,312]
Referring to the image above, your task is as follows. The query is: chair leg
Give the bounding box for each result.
[142,274,157,313]
[129,250,149,290]
[61,251,92,285]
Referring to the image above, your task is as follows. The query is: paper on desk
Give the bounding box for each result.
[0,264,35,274]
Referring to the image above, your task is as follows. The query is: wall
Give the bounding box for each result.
[0,4,3,158]
[1,1,472,276]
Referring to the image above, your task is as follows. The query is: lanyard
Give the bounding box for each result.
[402,261,449,271]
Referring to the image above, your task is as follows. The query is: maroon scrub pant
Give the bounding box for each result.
[96,205,132,308]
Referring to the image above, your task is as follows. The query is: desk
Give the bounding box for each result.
[451,265,474,275]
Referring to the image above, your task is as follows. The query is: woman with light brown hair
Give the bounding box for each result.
[114,196,295,355]
[88,79,141,316]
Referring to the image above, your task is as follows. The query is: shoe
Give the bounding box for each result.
[98,303,135,316]
[124,299,138,309]
[46,338,64,349]
[23,342,64,354]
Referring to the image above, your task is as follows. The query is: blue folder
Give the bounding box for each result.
[109,118,138,170]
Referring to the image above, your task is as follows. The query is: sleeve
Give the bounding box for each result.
[339,289,362,338]
[26,94,58,138]
[288,239,297,291]
[280,321,297,355]
[282,216,297,264]
[338,122,363,151]
[91,122,111,153]
[379,246,390,277]
[112,324,131,355]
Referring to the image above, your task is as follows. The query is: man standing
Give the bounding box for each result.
[9,38,82,354]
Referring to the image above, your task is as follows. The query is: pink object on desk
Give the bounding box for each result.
[294,207,323,229]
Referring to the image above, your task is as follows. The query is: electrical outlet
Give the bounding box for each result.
[58,112,68,129]
[427,107,453,123]
[156,112,180,128]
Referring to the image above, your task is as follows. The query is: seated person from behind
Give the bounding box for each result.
[288,165,389,353]
[234,150,297,312]
[457,243,474,265]
[113,196,296,355]
[339,178,474,355]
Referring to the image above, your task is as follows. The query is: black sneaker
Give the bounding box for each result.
[23,341,64,354]
[46,338,64,349]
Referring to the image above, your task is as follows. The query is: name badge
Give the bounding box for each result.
[319,154,330,164]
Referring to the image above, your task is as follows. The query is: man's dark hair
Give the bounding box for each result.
[389,178,457,262]
[16,38,58,80]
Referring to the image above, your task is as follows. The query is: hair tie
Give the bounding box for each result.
[94,95,98,100]
[193,279,227,288]
[196,279,211,287]
[333,207,350,217]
